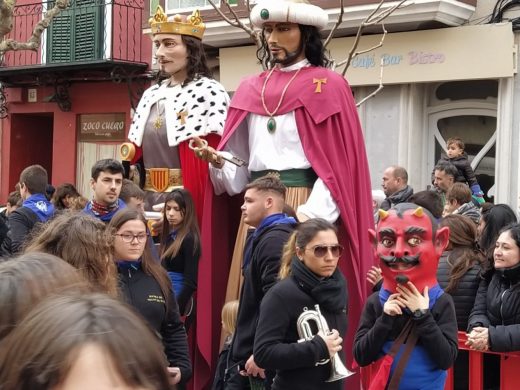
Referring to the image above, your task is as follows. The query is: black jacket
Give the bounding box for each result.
[231,222,295,363]
[437,251,481,330]
[117,264,192,383]
[211,336,235,390]
[436,154,478,187]
[161,232,200,314]
[0,207,39,257]
[0,211,8,250]
[380,185,414,211]
[254,276,347,390]
[468,265,520,352]
[354,292,458,371]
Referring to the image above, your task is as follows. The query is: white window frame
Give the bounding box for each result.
[165,0,219,14]
[427,103,498,198]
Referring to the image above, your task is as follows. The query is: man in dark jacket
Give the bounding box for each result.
[433,162,457,206]
[227,175,297,389]
[381,166,413,211]
[1,165,54,256]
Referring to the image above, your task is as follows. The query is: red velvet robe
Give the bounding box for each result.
[195,66,375,389]
[128,134,220,228]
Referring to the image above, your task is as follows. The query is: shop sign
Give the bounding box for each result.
[220,23,515,89]
[78,113,126,142]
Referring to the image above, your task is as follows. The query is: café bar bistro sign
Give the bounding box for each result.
[78,113,126,142]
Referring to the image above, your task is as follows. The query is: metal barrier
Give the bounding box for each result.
[445,332,520,390]
[360,331,520,390]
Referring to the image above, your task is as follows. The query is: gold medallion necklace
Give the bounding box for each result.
[261,66,303,134]
[153,98,165,130]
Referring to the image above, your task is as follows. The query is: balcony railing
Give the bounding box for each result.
[2,0,147,68]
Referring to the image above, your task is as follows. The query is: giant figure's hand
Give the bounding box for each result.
[189,137,224,168]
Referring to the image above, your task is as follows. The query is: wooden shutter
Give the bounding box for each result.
[48,11,73,62]
[48,0,103,63]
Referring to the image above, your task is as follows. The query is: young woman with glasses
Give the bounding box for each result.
[160,188,201,322]
[253,218,348,390]
[108,208,191,388]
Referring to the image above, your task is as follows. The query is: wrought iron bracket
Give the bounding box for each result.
[0,84,8,118]
[53,82,72,112]
[110,65,152,111]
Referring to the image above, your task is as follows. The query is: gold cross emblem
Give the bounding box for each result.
[177,110,188,125]
[313,78,327,93]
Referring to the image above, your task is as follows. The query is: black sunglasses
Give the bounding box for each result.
[305,244,343,258]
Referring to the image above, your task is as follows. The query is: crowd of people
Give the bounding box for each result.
[368,137,520,389]
[1,0,520,390]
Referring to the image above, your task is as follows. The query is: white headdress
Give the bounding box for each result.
[250,0,329,31]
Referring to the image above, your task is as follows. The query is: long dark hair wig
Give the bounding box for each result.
[156,35,212,85]
[256,24,331,69]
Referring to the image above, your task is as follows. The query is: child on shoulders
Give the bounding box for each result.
[436,137,484,205]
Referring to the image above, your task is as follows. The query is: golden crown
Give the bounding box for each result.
[148,6,205,40]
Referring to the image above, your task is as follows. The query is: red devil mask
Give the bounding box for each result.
[368,204,450,293]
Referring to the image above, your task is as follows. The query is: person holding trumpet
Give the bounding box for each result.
[253,218,349,389]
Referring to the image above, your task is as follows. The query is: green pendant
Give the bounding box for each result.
[260,8,269,20]
[267,117,276,134]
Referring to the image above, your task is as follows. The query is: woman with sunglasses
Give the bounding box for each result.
[108,208,191,388]
[253,218,348,390]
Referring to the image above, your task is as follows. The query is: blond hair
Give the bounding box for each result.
[279,232,298,280]
[221,300,239,336]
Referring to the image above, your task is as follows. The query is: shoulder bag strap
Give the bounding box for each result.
[387,322,419,390]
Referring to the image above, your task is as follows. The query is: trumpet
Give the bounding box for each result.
[297,304,355,382]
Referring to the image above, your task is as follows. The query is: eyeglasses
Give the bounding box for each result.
[305,244,343,258]
[115,233,149,243]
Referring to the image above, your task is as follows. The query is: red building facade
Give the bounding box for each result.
[0,0,152,200]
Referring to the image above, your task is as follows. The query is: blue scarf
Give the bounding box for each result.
[242,213,297,270]
[83,198,126,222]
[167,230,178,243]
[379,283,444,311]
[22,193,55,222]
[116,260,142,271]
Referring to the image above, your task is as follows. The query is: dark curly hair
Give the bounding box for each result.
[256,24,331,69]
[155,35,212,86]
